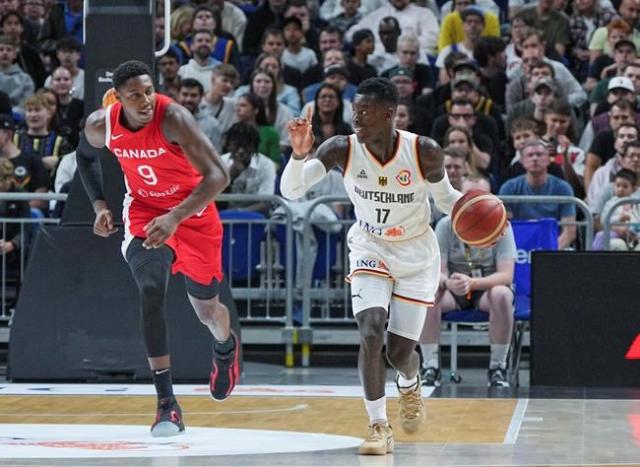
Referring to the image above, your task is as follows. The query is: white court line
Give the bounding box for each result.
[0,383,434,399]
[503,398,528,445]
[0,403,310,417]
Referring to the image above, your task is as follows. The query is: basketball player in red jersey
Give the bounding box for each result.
[76,60,237,437]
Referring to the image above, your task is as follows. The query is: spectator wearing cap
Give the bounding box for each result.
[303,63,357,104]
[437,0,500,53]
[586,21,634,93]
[43,36,84,100]
[412,52,478,136]
[588,43,639,115]
[0,112,49,213]
[507,74,577,139]
[301,65,354,124]
[585,98,637,190]
[0,36,34,115]
[431,97,500,171]
[589,0,640,64]
[580,76,640,154]
[506,30,586,112]
[281,16,318,74]
[284,0,320,54]
[474,36,508,110]
[517,0,570,57]
[382,33,436,96]
[387,67,415,100]
[443,75,505,142]
[435,7,485,84]
[346,0,440,58]
[347,29,378,85]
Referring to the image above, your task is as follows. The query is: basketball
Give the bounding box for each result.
[102,88,118,108]
[451,190,508,247]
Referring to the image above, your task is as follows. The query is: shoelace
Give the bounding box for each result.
[399,388,423,419]
[367,424,387,440]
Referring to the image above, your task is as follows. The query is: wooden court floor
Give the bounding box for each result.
[1,385,640,466]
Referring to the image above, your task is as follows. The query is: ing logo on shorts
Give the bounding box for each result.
[355,259,389,270]
[396,170,411,186]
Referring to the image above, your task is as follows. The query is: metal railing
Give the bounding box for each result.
[0,193,67,321]
[600,196,640,250]
[0,193,595,367]
[296,195,593,367]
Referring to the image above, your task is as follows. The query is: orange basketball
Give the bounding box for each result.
[102,88,118,108]
[451,190,508,247]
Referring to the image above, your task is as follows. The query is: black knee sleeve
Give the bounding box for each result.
[126,238,174,358]
[185,276,219,300]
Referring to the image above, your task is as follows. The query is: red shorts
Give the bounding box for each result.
[122,199,223,285]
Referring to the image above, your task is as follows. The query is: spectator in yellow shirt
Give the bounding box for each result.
[437,0,500,53]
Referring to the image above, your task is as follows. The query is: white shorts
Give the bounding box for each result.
[346,224,440,341]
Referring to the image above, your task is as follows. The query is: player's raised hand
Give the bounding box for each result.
[93,208,118,237]
[287,106,314,159]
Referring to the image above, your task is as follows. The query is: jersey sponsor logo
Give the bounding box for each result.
[396,170,411,186]
[378,176,388,186]
[111,134,124,140]
[357,169,368,179]
[358,219,383,236]
[137,184,181,198]
[355,259,388,270]
[113,147,167,159]
[384,225,406,238]
[353,185,415,204]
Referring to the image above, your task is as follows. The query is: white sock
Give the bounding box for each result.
[420,344,439,369]
[490,344,509,369]
[364,395,388,425]
[397,373,418,391]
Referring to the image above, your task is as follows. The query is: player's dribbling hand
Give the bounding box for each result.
[93,208,118,237]
[143,212,179,249]
[287,106,314,159]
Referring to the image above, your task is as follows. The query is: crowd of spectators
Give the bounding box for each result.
[1,0,640,255]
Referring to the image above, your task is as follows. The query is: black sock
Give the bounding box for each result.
[152,368,174,401]
[214,334,235,356]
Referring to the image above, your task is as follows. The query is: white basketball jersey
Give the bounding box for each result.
[343,130,431,242]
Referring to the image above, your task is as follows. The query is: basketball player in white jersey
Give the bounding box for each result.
[280,77,463,455]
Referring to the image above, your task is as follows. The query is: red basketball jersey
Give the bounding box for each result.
[105,94,201,209]
[105,93,223,285]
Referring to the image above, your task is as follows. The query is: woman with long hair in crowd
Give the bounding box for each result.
[249,69,293,148]
[234,92,281,165]
[310,83,351,144]
[236,53,301,115]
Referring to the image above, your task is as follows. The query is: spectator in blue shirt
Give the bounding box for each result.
[499,139,577,249]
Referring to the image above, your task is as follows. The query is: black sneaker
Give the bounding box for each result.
[420,367,441,387]
[488,367,510,388]
[210,331,240,401]
[150,397,185,437]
